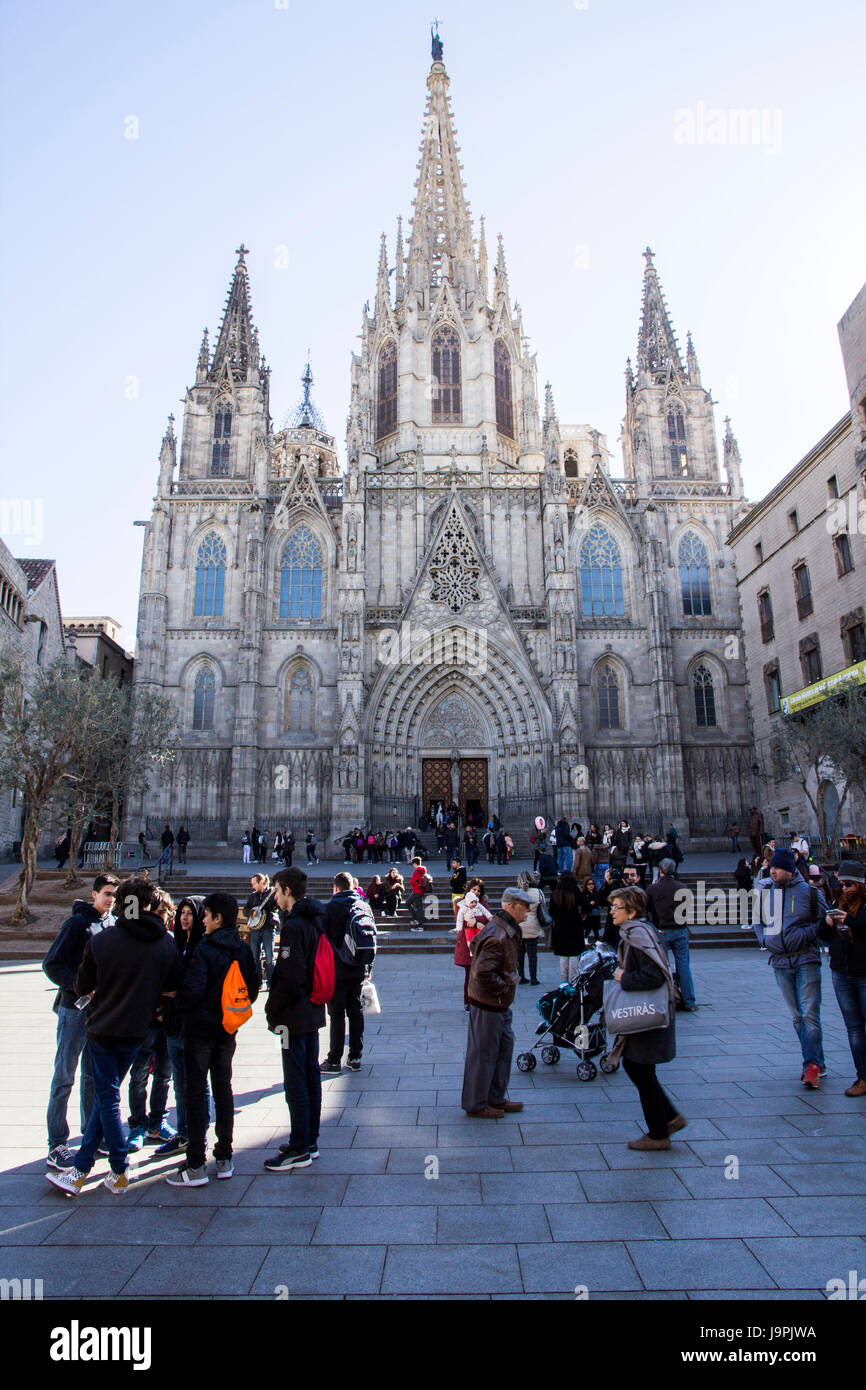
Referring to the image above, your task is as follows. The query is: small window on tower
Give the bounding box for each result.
[666,406,688,476]
[494,339,514,440]
[211,405,232,476]
[563,449,579,478]
[431,327,461,423]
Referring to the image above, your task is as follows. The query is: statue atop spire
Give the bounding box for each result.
[431,19,443,63]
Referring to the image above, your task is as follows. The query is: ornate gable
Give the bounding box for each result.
[429,501,481,613]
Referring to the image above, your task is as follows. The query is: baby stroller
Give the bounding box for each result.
[516,944,619,1081]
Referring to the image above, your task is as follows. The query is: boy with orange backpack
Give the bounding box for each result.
[166,891,258,1187]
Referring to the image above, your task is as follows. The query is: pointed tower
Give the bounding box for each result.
[622,247,721,489]
[723,416,745,498]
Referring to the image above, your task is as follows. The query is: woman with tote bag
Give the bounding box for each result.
[605,885,686,1151]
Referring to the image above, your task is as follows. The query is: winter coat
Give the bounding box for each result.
[75,911,183,1045]
[323,889,376,981]
[467,910,521,1011]
[646,875,689,932]
[43,900,113,1010]
[554,819,573,850]
[819,897,866,976]
[617,933,677,1065]
[760,871,828,971]
[265,896,327,1035]
[549,894,586,956]
[179,925,259,1039]
[454,897,492,967]
[572,846,593,880]
[518,886,543,941]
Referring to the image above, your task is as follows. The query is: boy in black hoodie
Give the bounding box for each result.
[166,891,258,1187]
[43,874,118,1169]
[264,868,326,1171]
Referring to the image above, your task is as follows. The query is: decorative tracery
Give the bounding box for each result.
[580,525,624,617]
[194,532,227,617]
[192,666,215,730]
[279,526,323,619]
[432,326,461,422]
[377,338,397,439]
[679,531,712,616]
[494,338,514,439]
[693,664,717,727]
[430,507,480,613]
[211,405,232,475]
[597,663,621,729]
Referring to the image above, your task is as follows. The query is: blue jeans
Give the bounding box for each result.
[76,1038,141,1175]
[831,971,866,1081]
[46,1005,94,1149]
[557,847,572,873]
[773,963,825,1070]
[659,928,696,1008]
[249,925,275,987]
[280,1032,321,1153]
[127,1021,171,1130]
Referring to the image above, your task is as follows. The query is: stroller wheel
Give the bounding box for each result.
[516,1052,536,1072]
[576,1060,597,1082]
[599,1053,619,1074]
[541,1046,560,1066]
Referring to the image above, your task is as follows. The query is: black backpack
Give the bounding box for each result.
[335,896,378,970]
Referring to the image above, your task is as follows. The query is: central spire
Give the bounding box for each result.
[637,246,684,379]
[407,34,476,296]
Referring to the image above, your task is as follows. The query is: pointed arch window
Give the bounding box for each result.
[679,531,712,616]
[580,525,624,617]
[192,667,215,730]
[597,663,622,730]
[286,665,314,732]
[279,526,323,619]
[211,404,232,476]
[193,532,227,617]
[376,338,397,440]
[432,326,461,423]
[667,405,688,476]
[494,338,514,439]
[693,664,717,728]
[563,449,579,478]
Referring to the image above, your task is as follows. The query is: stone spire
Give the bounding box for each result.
[158,414,176,494]
[477,215,488,303]
[196,328,209,383]
[210,244,256,382]
[394,215,405,304]
[686,330,701,385]
[543,382,561,464]
[493,234,510,309]
[636,247,684,378]
[406,40,476,295]
[375,232,390,314]
[723,416,744,497]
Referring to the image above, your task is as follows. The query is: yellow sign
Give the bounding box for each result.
[781,659,866,715]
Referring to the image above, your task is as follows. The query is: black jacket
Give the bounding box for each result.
[43,900,112,1010]
[178,926,259,1039]
[75,912,183,1045]
[554,819,572,850]
[549,896,585,957]
[646,875,689,932]
[163,897,206,1037]
[265,896,327,1035]
[819,898,866,976]
[619,940,676,1065]
[324,889,374,980]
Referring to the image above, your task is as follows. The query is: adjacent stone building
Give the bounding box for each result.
[64,617,133,684]
[128,40,756,853]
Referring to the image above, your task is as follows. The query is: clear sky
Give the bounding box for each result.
[1,0,864,645]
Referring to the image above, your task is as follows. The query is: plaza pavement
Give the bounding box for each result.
[1,947,864,1300]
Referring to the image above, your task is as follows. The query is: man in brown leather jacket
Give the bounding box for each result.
[461,888,533,1117]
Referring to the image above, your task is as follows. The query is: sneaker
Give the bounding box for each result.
[103,1170,130,1195]
[280,1142,319,1159]
[46,1167,87,1195]
[215,1159,234,1180]
[264,1148,312,1172]
[145,1121,177,1144]
[126,1126,147,1153]
[410,926,424,934]
[802,1063,821,1089]
[96,1146,109,1157]
[155,1134,188,1156]
[46,1145,77,1171]
[320,1060,342,1074]
[165,1164,209,1187]
[346,1057,362,1071]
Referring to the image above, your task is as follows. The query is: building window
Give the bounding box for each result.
[799,634,822,686]
[667,406,688,476]
[679,531,712,616]
[828,475,839,500]
[431,326,461,423]
[376,338,397,440]
[193,532,227,617]
[793,563,813,619]
[580,525,625,617]
[693,664,717,728]
[597,663,621,729]
[835,532,855,575]
[841,608,866,665]
[279,526,323,619]
[36,621,47,666]
[494,339,514,439]
[788,509,799,535]
[286,666,313,732]
[192,667,215,730]
[211,405,232,476]
[754,540,763,563]
[563,449,578,478]
[764,663,782,714]
[758,589,774,643]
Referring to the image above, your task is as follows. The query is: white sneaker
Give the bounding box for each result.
[165,1164,209,1187]
[46,1167,87,1196]
[216,1159,234,1180]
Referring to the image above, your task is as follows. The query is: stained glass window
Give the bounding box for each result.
[679,532,712,616]
[667,406,688,475]
[580,525,624,617]
[377,339,397,439]
[494,339,514,439]
[193,532,226,617]
[598,664,621,729]
[280,526,323,619]
[432,326,461,422]
[694,664,717,727]
[193,667,215,730]
[211,405,232,476]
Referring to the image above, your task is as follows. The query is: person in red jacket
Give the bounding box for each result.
[408,856,428,934]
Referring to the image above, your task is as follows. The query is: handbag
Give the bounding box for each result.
[603,978,671,1035]
[536,890,551,931]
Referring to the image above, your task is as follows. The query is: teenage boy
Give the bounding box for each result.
[408,856,427,933]
[46,876,182,1196]
[43,874,118,1169]
[166,891,259,1187]
[321,872,377,1074]
[264,868,326,1171]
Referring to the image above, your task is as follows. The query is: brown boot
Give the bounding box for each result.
[668,1114,687,1134]
[466,1106,505,1118]
[500,1101,524,1113]
[627,1134,671,1151]
[844,1079,866,1097]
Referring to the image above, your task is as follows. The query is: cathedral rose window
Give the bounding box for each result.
[430,507,480,613]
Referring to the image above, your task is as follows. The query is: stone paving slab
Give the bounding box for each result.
[2,950,865,1300]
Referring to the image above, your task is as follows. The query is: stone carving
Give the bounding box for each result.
[430,504,481,613]
[422,693,483,748]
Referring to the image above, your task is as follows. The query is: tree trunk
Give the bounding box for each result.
[107,793,120,871]
[828,783,850,859]
[11,815,39,924]
[64,816,85,889]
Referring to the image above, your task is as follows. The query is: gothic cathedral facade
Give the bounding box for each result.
[129,47,756,851]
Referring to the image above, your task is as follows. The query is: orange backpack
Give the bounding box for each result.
[221,958,253,1033]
